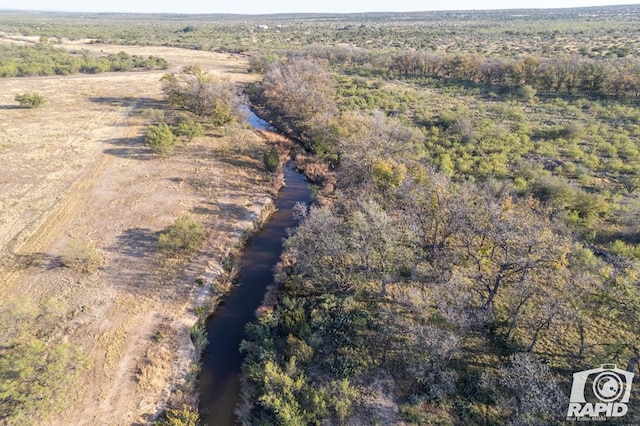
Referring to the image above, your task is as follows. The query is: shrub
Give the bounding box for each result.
[146,123,179,157]
[515,84,537,103]
[609,240,640,260]
[15,92,45,108]
[189,320,209,354]
[263,148,280,173]
[156,405,199,426]
[372,159,407,190]
[158,216,206,256]
[0,299,90,424]
[211,99,236,127]
[61,240,104,273]
[172,118,204,142]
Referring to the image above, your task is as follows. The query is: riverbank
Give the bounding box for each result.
[197,163,311,426]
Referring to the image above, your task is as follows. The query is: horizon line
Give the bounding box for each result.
[1,3,639,17]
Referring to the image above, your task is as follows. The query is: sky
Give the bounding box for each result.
[0,0,638,15]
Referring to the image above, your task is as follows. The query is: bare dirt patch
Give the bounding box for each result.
[0,43,271,425]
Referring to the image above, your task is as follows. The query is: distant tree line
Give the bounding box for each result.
[390,51,640,99]
[0,43,168,77]
[288,45,640,99]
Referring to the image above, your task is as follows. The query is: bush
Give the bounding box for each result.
[15,92,45,108]
[158,216,206,256]
[172,118,204,141]
[189,320,208,354]
[372,159,406,190]
[211,99,236,127]
[155,405,199,426]
[61,240,104,273]
[263,148,280,173]
[514,84,537,103]
[0,299,90,424]
[146,123,179,157]
[609,240,640,260]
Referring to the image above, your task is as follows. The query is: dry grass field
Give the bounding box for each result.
[0,39,273,424]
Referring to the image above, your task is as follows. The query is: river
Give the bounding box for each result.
[197,111,311,426]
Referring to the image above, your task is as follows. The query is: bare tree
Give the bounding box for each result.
[160,64,245,123]
[490,353,564,426]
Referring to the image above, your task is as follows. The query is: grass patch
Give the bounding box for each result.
[61,239,104,273]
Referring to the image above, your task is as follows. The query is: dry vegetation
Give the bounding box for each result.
[3,5,640,425]
[0,40,275,424]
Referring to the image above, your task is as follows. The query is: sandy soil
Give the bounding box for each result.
[0,40,272,425]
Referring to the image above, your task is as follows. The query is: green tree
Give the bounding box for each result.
[158,216,206,256]
[146,123,180,157]
[172,118,204,142]
[263,148,280,173]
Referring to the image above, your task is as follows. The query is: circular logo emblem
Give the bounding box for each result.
[593,372,625,403]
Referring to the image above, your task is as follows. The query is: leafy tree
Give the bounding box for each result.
[488,353,564,426]
[371,159,406,190]
[160,64,244,123]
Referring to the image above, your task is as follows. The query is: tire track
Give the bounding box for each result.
[0,102,139,295]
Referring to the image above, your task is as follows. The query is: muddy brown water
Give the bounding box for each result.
[197,112,311,425]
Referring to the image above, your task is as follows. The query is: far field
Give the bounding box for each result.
[0,39,271,425]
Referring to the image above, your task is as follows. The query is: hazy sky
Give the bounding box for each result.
[0,0,638,14]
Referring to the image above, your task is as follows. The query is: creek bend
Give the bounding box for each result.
[197,112,311,426]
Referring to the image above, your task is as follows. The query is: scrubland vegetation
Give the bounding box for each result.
[14,92,44,107]
[1,4,640,425]
[0,299,90,425]
[0,42,167,77]
[236,6,640,425]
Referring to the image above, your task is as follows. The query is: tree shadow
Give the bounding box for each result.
[184,142,263,174]
[187,200,254,234]
[201,201,256,235]
[191,205,218,216]
[103,136,153,161]
[213,202,252,221]
[105,227,160,293]
[11,253,62,271]
[0,105,21,110]
[89,96,162,110]
[215,154,262,172]
[110,227,159,259]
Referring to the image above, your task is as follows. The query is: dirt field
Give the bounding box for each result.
[0,40,273,424]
